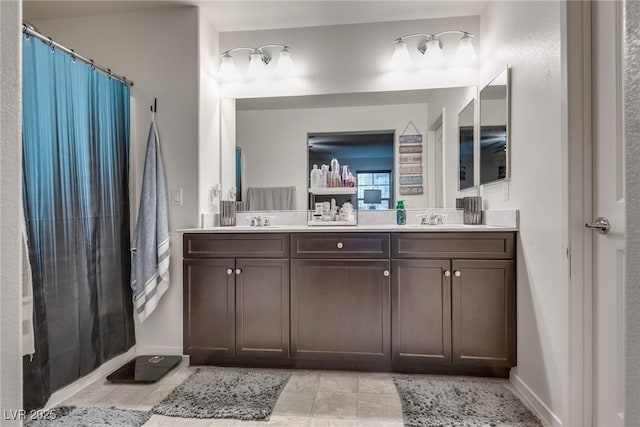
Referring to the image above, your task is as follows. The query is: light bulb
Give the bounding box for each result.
[423,38,445,67]
[218,53,236,80]
[247,51,266,79]
[456,34,477,65]
[390,40,412,70]
[276,47,295,77]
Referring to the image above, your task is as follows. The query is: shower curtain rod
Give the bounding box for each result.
[22,22,134,87]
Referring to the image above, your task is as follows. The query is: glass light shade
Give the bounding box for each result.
[247,52,266,78]
[218,54,237,79]
[275,48,295,76]
[456,35,477,64]
[423,39,445,67]
[390,40,412,70]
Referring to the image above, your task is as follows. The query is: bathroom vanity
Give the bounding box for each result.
[182,226,516,377]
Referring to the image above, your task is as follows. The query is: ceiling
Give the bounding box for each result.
[23,1,487,32]
[308,132,394,160]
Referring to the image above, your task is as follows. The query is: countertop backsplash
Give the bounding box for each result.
[199,209,518,229]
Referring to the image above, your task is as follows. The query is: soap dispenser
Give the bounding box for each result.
[396,200,406,225]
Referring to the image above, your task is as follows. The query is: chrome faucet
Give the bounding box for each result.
[416,213,447,225]
[430,213,445,225]
[246,215,262,227]
[417,214,430,225]
[263,216,273,227]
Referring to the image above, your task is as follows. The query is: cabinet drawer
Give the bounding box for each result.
[184,233,289,258]
[392,232,515,259]
[291,233,389,259]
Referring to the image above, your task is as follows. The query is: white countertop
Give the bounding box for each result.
[178,224,518,233]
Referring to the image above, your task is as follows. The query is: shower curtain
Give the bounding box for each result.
[21,35,135,410]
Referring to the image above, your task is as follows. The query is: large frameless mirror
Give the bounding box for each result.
[479,67,510,185]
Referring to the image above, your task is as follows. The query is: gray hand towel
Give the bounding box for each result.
[131,120,170,322]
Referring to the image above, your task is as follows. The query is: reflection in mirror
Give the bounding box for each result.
[233,87,477,211]
[458,98,475,190]
[308,131,394,210]
[479,67,509,185]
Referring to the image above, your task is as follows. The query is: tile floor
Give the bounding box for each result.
[62,358,536,427]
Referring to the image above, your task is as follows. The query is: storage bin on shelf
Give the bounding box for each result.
[308,187,358,226]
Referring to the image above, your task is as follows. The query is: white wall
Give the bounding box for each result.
[479,1,567,425]
[198,12,221,216]
[219,16,480,99]
[33,6,202,355]
[0,0,24,422]
[425,87,477,208]
[236,103,431,210]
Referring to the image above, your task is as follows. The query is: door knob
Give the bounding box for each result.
[444,270,451,277]
[454,271,461,277]
[383,270,390,277]
[337,242,344,249]
[226,268,233,275]
[235,268,242,275]
[585,217,610,234]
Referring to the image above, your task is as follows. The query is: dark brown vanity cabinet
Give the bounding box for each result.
[391,259,452,367]
[183,234,290,364]
[290,233,391,366]
[391,232,516,371]
[451,259,516,367]
[183,231,516,374]
[183,259,235,358]
[291,259,391,365]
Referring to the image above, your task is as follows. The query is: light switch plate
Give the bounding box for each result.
[172,188,183,206]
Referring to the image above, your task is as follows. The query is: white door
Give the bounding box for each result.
[592,1,626,425]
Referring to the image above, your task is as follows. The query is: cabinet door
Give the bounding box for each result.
[235,259,289,358]
[392,259,451,366]
[451,259,516,367]
[291,259,391,363]
[183,259,235,357]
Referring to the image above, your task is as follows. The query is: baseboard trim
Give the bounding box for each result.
[44,347,137,410]
[135,345,183,356]
[510,372,563,427]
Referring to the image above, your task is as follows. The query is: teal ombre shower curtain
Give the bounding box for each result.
[21,34,135,409]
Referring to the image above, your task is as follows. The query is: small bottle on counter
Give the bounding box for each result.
[396,200,406,225]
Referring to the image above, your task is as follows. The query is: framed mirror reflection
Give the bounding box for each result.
[458,98,475,190]
[479,66,510,185]
[231,87,478,211]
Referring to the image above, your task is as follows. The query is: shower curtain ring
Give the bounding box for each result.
[90,59,96,71]
[107,69,112,79]
[47,37,54,52]
[70,49,76,63]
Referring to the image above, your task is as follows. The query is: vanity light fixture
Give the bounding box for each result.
[391,31,476,69]
[219,44,295,80]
